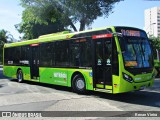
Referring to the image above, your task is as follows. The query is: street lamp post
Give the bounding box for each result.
[146,23,156,37]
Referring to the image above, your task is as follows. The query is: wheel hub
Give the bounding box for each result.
[76,79,84,89]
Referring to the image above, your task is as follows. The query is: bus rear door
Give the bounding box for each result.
[30,44,39,80]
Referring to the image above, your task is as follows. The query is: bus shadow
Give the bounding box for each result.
[0,70,10,79]
[88,89,160,109]
[0,84,5,88]
[10,79,73,92]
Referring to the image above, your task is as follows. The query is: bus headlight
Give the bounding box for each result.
[123,73,133,83]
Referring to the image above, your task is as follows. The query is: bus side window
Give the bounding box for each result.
[40,42,54,67]
[14,47,21,65]
[5,47,16,65]
[21,46,30,66]
[70,39,92,67]
[55,41,69,66]
[80,39,92,67]
[70,40,80,66]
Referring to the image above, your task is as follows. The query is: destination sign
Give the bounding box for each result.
[115,27,147,38]
[121,29,140,37]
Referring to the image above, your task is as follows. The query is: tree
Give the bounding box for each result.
[0,29,14,64]
[15,20,65,40]
[149,36,160,59]
[0,29,13,43]
[150,36,160,50]
[19,0,121,32]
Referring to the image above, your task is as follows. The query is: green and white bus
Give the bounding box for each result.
[3,26,156,94]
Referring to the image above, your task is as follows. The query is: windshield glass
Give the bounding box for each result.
[119,36,153,68]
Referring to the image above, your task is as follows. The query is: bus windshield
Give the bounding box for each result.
[119,36,153,68]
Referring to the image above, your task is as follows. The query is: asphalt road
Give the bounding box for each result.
[0,66,160,120]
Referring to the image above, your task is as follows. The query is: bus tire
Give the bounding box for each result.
[72,74,86,94]
[17,70,23,83]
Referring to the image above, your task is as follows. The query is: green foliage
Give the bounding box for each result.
[0,29,13,43]
[18,0,121,39]
[149,36,160,59]
[15,20,65,40]
[149,36,160,50]
[0,29,14,64]
[0,41,2,64]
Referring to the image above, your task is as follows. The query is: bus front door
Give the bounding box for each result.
[94,38,112,88]
[30,45,39,80]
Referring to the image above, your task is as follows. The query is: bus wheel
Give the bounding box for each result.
[17,70,23,83]
[72,74,86,94]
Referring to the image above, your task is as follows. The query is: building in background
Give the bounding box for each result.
[144,7,160,37]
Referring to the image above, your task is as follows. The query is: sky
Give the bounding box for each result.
[0,0,160,40]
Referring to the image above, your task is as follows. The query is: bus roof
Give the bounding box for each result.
[4,26,145,48]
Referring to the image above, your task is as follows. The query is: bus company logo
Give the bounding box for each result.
[54,72,67,78]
